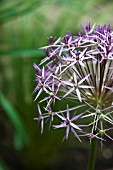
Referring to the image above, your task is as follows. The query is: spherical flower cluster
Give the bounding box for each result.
[33,23,113,145]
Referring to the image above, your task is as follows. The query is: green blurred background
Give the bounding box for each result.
[0,0,113,169]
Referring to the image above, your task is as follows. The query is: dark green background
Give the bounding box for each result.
[0,0,113,169]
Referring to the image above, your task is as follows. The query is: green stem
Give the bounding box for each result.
[87,138,97,170]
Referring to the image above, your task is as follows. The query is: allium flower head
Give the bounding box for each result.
[33,23,113,145]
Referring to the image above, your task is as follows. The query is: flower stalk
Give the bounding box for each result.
[87,137,97,170]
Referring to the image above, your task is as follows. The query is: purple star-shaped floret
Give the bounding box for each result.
[62,73,94,102]
[53,105,83,141]
[33,64,53,101]
[34,105,44,134]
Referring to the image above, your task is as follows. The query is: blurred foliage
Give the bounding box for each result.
[0,93,29,150]
[0,158,9,170]
[1,0,113,169]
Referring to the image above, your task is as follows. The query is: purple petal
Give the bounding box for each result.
[76,88,82,102]
[53,123,66,129]
[54,95,61,100]
[84,101,96,111]
[45,73,53,83]
[105,133,113,141]
[66,104,70,119]
[73,72,77,84]
[41,119,44,134]
[79,61,86,67]
[79,85,94,88]
[102,105,113,112]
[79,48,87,58]
[78,74,90,85]
[71,127,82,142]
[34,88,43,101]
[32,85,40,94]
[39,96,50,103]
[70,50,77,58]
[55,113,66,121]
[42,66,45,79]
[70,122,82,131]
[33,63,42,75]
[37,105,42,116]
[71,112,84,121]
[103,86,113,90]
[59,60,77,74]
[62,80,73,86]
[54,37,62,45]
[63,87,75,98]
[65,125,70,140]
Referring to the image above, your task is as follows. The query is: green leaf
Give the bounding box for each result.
[0,160,8,170]
[0,92,29,150]
[0,0,43,23]
[0,49,44,58]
